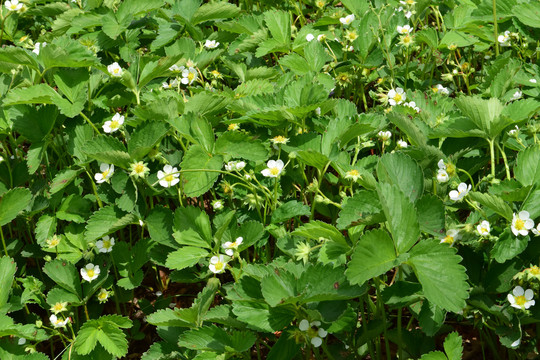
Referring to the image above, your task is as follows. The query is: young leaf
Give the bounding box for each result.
[468,191,513,221]
[215,131,269,161]
[454,96,504,139]
[192,1,241,25]
[180,145,223,197]
[145,206,175,248]
[85,206,137,243]
[377,182,421,254]
[260,269,298,307]
[0,256,17,312]
[165,247,209,271]
[43,259,82,299]
[377,152,424,202]
[127,121,169,160]
[83,136,131,169]
[408,239,468,313]
[337,190,384,230]
[514,145,540,187]
[263,10,291,47]
[0,188,32,227]
[346,229,400,286]
[173,206,213,248]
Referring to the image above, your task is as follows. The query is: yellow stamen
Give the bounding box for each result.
[514,219,525,230]
[515,295,527,306]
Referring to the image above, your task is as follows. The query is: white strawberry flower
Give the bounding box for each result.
[261,159,285,178]
[306,33,315,42]
[436,169,449,183]
[377,131,392,142]
[449,183,471,202]
[50,314,69,328]
[440,229,461,245]
[339,14,355,25]
[102,113,124,133]
[129,161,150,178]
[498,31,511,47]
[222,237,243,256]
[204,40,220,49]
[299,319,328,348]
[5,0,23,12]
[80,264,100,282]
[317,34,326,41]
[157,165,180,188]
[97,288,110,303]
[396,139,408,149]
[532,223,540,236]
[507,286,535,310]
[433,84,450,95]
[50,302,68,314]
[169,64,183,73]
[387,88,406,106]
[510,90,522,101]
[511,211,535,236]
[397,25,412,34]
[181,67,198,85]
[32,42,46,55]
[162,78,178,89]
[209,255,229,274]
[477,220,490,236]
[96,235,115,253]
[94,163,114,184]
[107,62,123,77]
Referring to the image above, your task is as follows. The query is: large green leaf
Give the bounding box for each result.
[336,190,384,230]
[346,229,401,286]
[292,221,348,248]
[260,269,297,307]
[490,229,528,263]
[512,2,540,28]
[0,256,17,313]
[85,206,137,242]
[43,259,82,299]
[215,131,269,161]
[468,191,513,221]
[415,195,445,236]
[128,121,169,160]
[514,145,540,187]
[12,105,58,143]
[263,10,291,47]
[39,36,98,69]
[192,1,241,25]
[298,264,364,302]
[377,152,424,202]
[145,206,175,248]
[0,46,39,73]
[173,206,212,248]
[83,136,131,168]
[271,200,310,224]
[75,316,132,357]
[408,239,468,313]
[377,183,421,254]
[178,325,256,353]
[165,247,209,271]
[0,188,32,227]
[454,96,505,139]
[232,302,295,333]
[180,144,223,197]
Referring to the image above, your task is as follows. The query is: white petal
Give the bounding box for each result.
[524,289,534,300]
[513,286,524,296]
[518,211,529,220]
[299,319,309,331]
[311,337,322,347]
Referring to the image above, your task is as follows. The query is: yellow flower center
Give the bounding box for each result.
[214,262,224,271]
[228,123,239,131]
[446,163,456,176]
[316,0,325,8]
[53,303,65,312]
[98,292,108,301]
[113,68,120,74]
[187,72,195,81]
[273,136,287,143]
[165,174,175,183]
[270,167,280,176]
[480,227,488,233]
[10,4,17,9]
[87,269,95,278]
[135,164,144,173]
[103,240,111,248]
[347,170,359,177]
[101,170,109,178]
[110,120,120,130]
[402,35,412,44]
[346,31,358,41]
[393,93,402,102]
[406,0,415,4]
[48,237,60,247]
[530,266,540,275]
[515,295,527,306]
[514,219,525,231]
[442,236,454,244]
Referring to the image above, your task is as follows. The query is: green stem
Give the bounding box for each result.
[85,171,103,208]
[79,112,100,134]
[488,138,496,177]
[0,226,7,256]
[493,0,499,56]
[495,142,511,180]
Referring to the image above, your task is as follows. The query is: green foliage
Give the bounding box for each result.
[0,188,32,227]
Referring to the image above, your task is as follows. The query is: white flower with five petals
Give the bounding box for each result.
[339,14,355,25]
[261,159,284,178]
[103,113,124,133]
[5,0,23,12]
[107,62,123,77]
[222,237,243,256]
[157,165,180,188]
[94,163,114,184]
[209,255,229,274]
[507,286,535,310]
[387,88,406,106]
[511,211,534,236]
[477,220,490,236]
[80,264,100,282]
[449,183,471,201]
[299,319,328,348]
